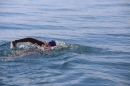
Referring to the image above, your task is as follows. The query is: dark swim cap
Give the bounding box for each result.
[48,40,56,47]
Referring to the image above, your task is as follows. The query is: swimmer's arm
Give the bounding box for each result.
[12,37,44,47]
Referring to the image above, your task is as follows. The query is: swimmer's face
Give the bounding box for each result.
[41,44,51,50]
[42,43,49,47]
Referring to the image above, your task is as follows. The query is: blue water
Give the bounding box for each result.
[0,0,130,86]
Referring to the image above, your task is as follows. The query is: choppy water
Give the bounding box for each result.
[0,0,130,86]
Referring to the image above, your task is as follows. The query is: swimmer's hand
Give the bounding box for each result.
[10,41,16,49]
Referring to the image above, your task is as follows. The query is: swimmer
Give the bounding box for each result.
[11,37,56,51]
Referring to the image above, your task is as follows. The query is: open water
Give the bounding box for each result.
[0,0,130,86]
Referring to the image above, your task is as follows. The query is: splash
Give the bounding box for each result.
[0,41,109,61]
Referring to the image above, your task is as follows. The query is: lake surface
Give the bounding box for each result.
[0,0,130,86]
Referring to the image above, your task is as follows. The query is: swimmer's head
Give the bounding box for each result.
[48,40,56,47]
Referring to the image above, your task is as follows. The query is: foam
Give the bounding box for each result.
[55,41,68,48]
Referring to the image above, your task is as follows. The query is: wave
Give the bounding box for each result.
[0,41,128,62]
